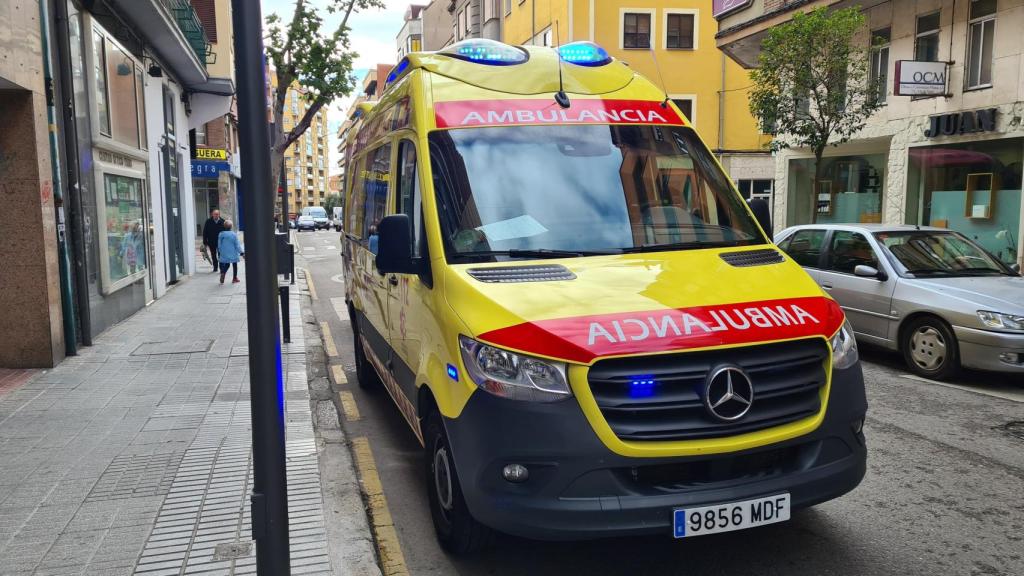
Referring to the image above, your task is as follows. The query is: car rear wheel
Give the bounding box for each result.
[902,316,960,380]
[424,409,492,555]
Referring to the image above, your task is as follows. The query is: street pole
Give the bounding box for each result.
[231,1,291,574]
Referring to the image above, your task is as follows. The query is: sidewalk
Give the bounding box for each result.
[0,264,372,575]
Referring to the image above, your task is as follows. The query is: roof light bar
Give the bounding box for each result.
[385,58,411,86]
[440,39,529,66]
[558,42,612,67]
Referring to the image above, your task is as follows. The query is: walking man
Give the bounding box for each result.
[202,208,226,272]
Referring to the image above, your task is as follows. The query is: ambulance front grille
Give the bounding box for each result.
[586,339,828,441]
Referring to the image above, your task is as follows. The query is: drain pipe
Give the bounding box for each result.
[39,0,78,356]
[718,52,726,161]
[52,0,92,346]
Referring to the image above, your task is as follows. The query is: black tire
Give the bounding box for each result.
[350,315,380,390]
[901,316,960,380]
[424,409,492,555]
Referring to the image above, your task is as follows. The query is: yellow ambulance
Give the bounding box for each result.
[341,39,866,553]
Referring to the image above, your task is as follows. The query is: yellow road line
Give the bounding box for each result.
[330,365,347,386]
[303,267,318,300]
[320,322,338,357]
[338,391,361,421]
[352,437,410,576]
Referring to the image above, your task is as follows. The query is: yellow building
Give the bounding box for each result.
[502,0,774,200]
[270,75,331,217]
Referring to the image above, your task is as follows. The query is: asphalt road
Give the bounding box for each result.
[294,229,1024,576]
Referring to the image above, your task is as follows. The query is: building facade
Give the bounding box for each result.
[271,76,331,218]
[0,0,233,368]
[717,0,1024,269]
[499,1,774,198]
[421,0,502,50]
[189,0,241,236]
[336,64,393,180]
[397,4,427,59]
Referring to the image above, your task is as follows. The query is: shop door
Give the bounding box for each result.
[163,87,184,283]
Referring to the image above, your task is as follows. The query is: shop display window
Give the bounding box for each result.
[907,138,1022,266]
[787,154,886,226]
[102,174,148,288]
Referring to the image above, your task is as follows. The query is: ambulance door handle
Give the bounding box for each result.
[821,282,833,290]
[388,274,399,286]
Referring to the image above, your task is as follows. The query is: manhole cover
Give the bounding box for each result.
[132,340,214,356]
[996,421,1024,440]
[213,541,253,561]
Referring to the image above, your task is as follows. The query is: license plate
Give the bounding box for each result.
[673,493,790,538]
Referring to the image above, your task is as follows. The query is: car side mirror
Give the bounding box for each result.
[854,264,886,280]
[376,214,417,275]
[748,198,772,237]
[1012,263,1021,274]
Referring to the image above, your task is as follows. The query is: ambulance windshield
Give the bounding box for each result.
[429,124,766,261]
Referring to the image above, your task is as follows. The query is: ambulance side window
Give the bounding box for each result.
[394,140,422,257]
[361,143,392,246]
[347,154,367,240]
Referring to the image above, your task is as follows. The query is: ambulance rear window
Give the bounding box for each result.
[428,125,765,261]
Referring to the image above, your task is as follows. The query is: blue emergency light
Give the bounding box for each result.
[629,376,657,398]
[385,58,410,85]
[441,39,529,65]
[558,42,612,66]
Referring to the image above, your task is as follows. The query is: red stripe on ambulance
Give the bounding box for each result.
[434,99,685,128]
[477,297,845,364]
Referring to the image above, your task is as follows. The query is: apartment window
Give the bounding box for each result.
[870,28,890,104]
[92,31,110,135]
[665,12,696,50]
[504,0,511,16]
[736,179,774,202]
[622,12,652,49]
[484,0,497,21]
[967,0,996,89]
[671,97,695,125]
[195,122,207,145]
[458,9,467,40]
[915,12,941,61]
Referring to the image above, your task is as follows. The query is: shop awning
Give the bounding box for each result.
[909,148,995,167]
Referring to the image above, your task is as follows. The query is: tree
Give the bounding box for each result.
[264,0,384,215]
[324,192,342,214]
[748,7,882,223]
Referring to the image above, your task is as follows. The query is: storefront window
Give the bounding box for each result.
[103,174,147,285]
[92,31,110,135]
[105,40,141,148]
[787,154,886,226]
[906,138,1022,266]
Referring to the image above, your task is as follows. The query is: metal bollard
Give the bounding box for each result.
[279,285,290,343]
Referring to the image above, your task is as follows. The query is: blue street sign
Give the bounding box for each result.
[191,160,230,178]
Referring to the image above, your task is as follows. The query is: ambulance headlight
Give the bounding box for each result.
[459,336,571,402]
[830,320,859,370]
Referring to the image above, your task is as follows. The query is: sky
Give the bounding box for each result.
[260,0,408,174]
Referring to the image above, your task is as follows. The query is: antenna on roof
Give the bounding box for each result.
[553,20,570,109]
[649,45,670,108]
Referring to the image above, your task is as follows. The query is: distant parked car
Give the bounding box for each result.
[296,214,316,231]
[775,224,1024,379]
[332,207,343,231]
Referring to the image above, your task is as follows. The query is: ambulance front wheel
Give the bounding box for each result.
[350,313,380,391]
[425,409,492,555]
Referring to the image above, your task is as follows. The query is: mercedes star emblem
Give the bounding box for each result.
[704,366,754,422]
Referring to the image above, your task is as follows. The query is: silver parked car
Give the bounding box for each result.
[774,224,1024,379]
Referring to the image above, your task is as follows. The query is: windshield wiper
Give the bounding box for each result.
[620,240,744,254]
[456,248,622,260]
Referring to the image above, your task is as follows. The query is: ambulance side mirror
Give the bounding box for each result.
[748,198,772,238]
[376,214,417,275]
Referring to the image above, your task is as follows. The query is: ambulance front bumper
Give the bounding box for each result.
[443,363,867,541]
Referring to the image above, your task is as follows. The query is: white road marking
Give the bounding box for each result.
[898,374,1024,403]
[331,297,348,323]
[325,245,337,250]
[303,246,315,251]
[330,274,345,284]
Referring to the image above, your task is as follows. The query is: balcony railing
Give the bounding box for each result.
[160,0,213,65]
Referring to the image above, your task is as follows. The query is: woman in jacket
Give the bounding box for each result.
[217,220,244,284]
